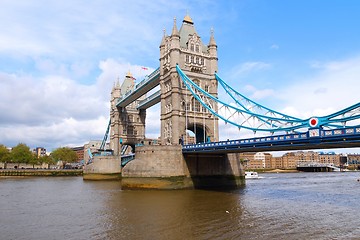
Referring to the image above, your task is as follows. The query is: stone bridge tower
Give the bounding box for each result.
[110,72,146,155]
[159,15,219,145]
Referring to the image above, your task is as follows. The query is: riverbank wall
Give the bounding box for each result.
[0,169,83,177]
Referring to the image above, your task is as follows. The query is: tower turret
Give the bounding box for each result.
[208,28,218,74]
[170,17,180,68]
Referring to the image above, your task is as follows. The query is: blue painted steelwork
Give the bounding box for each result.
[121,153,135,167]
[120,145,128,155]
[176,65,308,132]
[176,65,360,133]
[215,73,301,121]
[182,126,360,153]
[116,67,160,108]
[100,119,111,150]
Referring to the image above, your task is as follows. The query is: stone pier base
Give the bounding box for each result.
[83,155,121,180]
[121,145,245,189]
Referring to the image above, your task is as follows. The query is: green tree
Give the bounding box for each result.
[51,147,78,166]
[0,144,10,162]
[10,143,35,164]
[40,155,55,165]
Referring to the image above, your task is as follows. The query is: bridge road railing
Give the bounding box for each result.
[116,67,160,108]
[137,90,161,109]
[182,126,360,153]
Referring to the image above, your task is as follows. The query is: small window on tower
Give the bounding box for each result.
[194,101,200,112]
[182,81,186,89]
[186,102,191,111]
[185,55,189,63]
[196,44,199,52]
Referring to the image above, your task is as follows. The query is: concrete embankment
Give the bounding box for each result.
[0,169,83,177]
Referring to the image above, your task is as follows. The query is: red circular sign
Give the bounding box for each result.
[309,117,318,127]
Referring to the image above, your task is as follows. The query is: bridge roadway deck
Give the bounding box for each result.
[116,68,160,108]
[182,127,360,154]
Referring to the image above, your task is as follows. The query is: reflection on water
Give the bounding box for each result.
[1,172,360,240]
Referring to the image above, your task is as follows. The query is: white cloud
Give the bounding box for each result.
[270,44,279,50]
[278,56,360,119]
[244,86,275,100]
[230,61,271,76]
[144,105,161,139]
[0,57,157,150]
[0,116,108,151]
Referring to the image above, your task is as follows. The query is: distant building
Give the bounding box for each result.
[347,154,360,169]
[240,152,272,169]
[294,151,319,164]
[33,147,46,158]
[71,146,85,162]
[280,152,297,169]
[318,152,341,166]
[270,156,284,169]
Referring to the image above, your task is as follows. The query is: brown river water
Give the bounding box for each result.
[1,172,360,240]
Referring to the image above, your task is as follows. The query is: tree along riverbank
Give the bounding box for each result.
[0,169,83,177]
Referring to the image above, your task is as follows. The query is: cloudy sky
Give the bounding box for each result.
[1,0,360,154]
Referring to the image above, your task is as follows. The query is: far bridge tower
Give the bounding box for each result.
[110,72,146,155]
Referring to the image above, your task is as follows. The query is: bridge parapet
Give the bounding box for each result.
[183,126,360,153]
[135,67,160,89]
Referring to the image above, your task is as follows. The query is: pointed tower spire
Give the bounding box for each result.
[183,12,194,25]
[126,70,133,79]
[209,27,217,47]
[116,76,120,88]
[160,28,166,47]
[171,17,179,36]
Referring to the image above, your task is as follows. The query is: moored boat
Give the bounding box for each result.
[245,171,259,179]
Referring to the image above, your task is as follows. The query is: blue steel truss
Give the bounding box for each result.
[100,119,111,150]
[176,65,360,133]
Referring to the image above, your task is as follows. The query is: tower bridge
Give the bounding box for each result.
[83,15,360,189]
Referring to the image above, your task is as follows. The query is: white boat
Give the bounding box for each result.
[245,171,259,179]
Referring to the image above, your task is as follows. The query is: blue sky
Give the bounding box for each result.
[1,0,360,155]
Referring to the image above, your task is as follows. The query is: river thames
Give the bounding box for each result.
[1,172,360,240]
